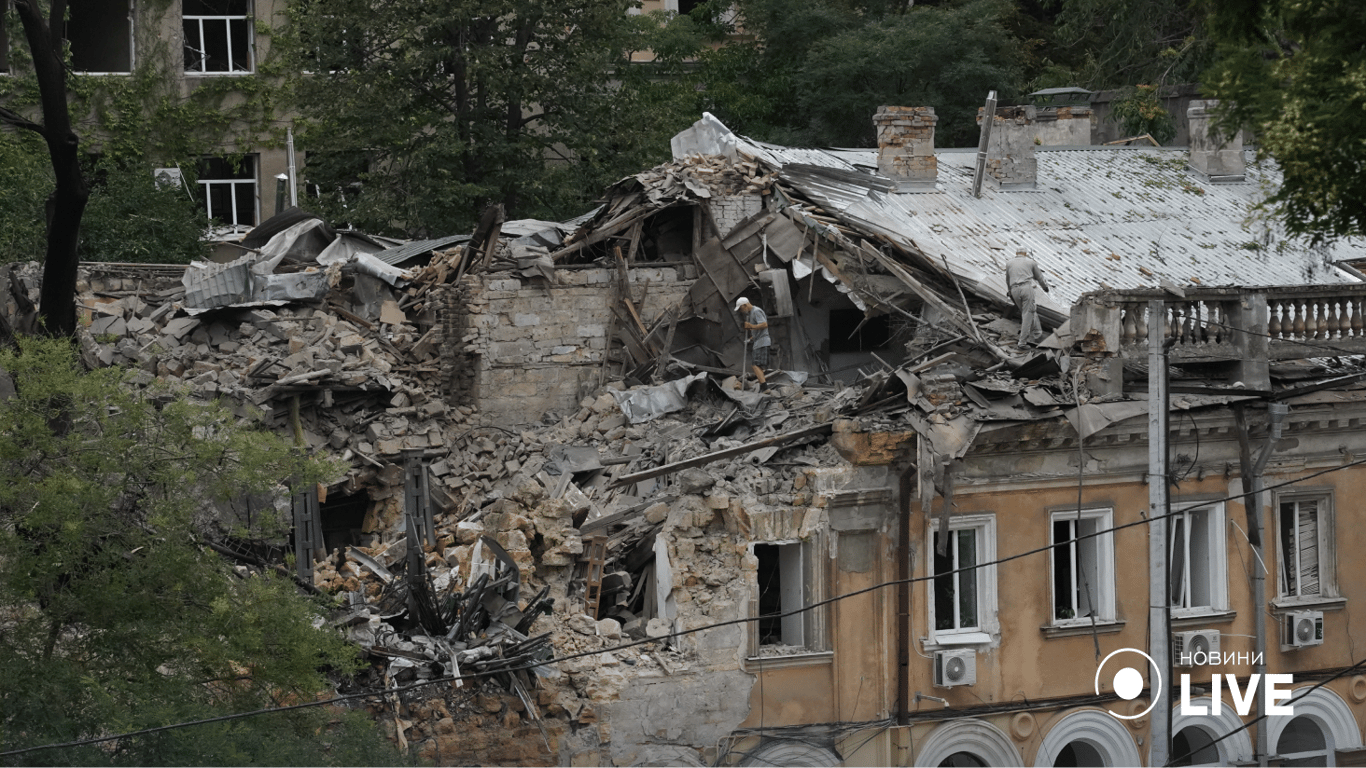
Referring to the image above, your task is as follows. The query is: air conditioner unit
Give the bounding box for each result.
[1285,611,1324,648]
[933,649,977,688]
[1173,630,1221,667]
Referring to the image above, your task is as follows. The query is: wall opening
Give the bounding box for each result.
[68,0,132,73]
[183,0,253,74]
[756,542,804,646]
[198,155,258,228]
[828,308,891,353]
[319,490,369,553]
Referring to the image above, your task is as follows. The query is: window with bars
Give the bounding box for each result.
[197,156,257,228]
[1279,497,1328,599]
[184,0,253,74]
[1169,501,1227,615]
[1051,508,1115,623]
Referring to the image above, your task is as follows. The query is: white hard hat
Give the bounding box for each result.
[734,297,750,311]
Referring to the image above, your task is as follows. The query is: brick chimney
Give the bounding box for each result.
[976,105,1037,190]
[874,106,938,191]
[1187,100,1245,182]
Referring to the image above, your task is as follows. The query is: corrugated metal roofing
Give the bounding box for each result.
[374,234,471,266]
[705,122,1365,313]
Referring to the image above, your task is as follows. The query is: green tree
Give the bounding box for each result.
[1048,0,1211,89]
[1203,0,1366,242]
[0,2,289,269]
[278,0,685,237]
[0,338,396,766]
[690,0,1027,148]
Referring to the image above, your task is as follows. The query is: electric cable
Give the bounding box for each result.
[9,450,1366,759]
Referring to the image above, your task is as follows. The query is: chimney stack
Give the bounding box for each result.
[1187,100,1245,182]
[976,105,1037,190]
[874,106,938,191]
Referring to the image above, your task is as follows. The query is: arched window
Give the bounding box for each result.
[1053,740,1105,766]
[1171,726,1221,766]
[939,752,988,767]
[1277,716,1329,766]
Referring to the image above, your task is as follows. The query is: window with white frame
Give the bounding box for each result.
[184,0,253,74]
[197,156,257,228]
[68,0,133,73]
[749,540,827,655]
[1278,495,1333,600]
[1050,508,1116,624]
[1169,501,1228,615]
[930,514,996,639]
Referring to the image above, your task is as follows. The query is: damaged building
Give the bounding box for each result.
[10,101,1366,766]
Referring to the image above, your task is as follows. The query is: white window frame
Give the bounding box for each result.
[198,155,258,229]
[183,0,254,75]
[1169,500,1228,617]
[1049,507,1116,626]
[1275,493,1336,603]
[926,513,997,645]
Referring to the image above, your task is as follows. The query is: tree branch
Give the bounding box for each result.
[0,105,46,135]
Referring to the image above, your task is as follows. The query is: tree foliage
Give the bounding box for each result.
[1047,0,1210,89]
[0,339,395,766]
[278,0,689,237]
[681,0,1027,148]
[1203,0,1366,242]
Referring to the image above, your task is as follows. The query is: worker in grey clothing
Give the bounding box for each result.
[734,296,770,386]
[1005,250,1050,346]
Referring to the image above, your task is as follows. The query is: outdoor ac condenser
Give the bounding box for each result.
[1172,629,1221,667]
[933,649,977,688]
[1284,611,1325,649]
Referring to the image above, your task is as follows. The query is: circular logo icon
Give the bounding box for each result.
[1095,647,1162,720]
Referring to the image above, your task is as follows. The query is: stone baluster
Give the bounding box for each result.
[1268,299,1282,339]
[1353,297,1364,338]
[1122,305,1138,345]
[1135,303,1149,344]
[1315,299,1330,340]
[1292,299,1306,340]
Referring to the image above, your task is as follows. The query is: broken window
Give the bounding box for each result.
[1169,501,1227,615]
[198,155,258,228]
[750,539,826,653]
[184,0,253,74]
[1278,495,1332,600]
[68,0,133,73]
[1051,508,1115,623]
[828,308,892,354]
[930,515,996,638]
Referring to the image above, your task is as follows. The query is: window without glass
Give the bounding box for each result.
[1279,497,1328,599]
[198,156,257,227]
[934,528,980,632]
[1169,502,1227,614]
[828,309,892,353]
[184,0,252,74]
[750,540,826,655]
[68,0,133,73]
[1051,509,1115,623]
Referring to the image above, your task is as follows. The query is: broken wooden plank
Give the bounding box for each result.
[607,423,834,488]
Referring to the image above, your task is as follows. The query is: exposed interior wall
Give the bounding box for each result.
[452,267,693,425]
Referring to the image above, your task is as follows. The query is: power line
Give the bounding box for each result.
[9,446,1366,759]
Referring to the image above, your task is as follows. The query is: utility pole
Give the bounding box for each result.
[1148,299,1171,767]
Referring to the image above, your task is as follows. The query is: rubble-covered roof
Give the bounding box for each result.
[673,113,1364,318]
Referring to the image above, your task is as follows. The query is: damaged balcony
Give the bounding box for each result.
[1073,284,1366,391]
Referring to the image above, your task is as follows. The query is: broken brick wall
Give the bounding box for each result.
[453,267,694,426]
